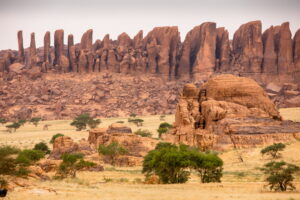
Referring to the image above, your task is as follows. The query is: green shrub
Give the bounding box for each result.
[159,115,166,121]
[261,143,286,159]
[129,113,137,118]
[30,117,42,127]
[70,113,101,131]
[142,143,191,184]
[33,142,51,154]
[18,119,27,126]
[56,153,96,178]
[142,142,223,184]
[16,149,45,166]
[128,118,144,126]
[50,133,64,144]
[0,118,6,125]
[157,122,172,137]
[6,122,21,132]
[0,146,21,176]
[134,129,152,137]
[98,142,128,165]
[116,121,124,123]
[260,161,300,191]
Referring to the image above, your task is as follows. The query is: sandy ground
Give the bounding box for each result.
[1,109,300,200]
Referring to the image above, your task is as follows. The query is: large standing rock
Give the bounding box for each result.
[118,32,132,47]
[216,27,230,72]
[133,30,143,49]
[107,49,119,72]
[80,29,93,51]
[293,29,300,71]
[232,21,263,73]
[17,30,25,63]
[178,22,216,79]
[274,22,294,73]
[29,32,38,66]
[262,26,277,73]
[144,26,180,78]
[146,39,159,74]
[54,29,64,66]
[43,31,51,66]
[78,50,88,73]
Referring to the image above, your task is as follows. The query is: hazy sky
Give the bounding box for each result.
[0,0,299,50]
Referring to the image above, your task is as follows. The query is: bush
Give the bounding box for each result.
[189,150,223,183]
[70,113,101,131]
[0,146,20,175]
[0,118,7,125]
[128,118,144,127]
[6,122,21,132]
[157,122,172,138]
[30,117,42,127]
[134,129,152,137]
[261,143,286,159]
[116,121,124,123]
[159,115,166,121]
[143,143,191,184]
[50,133,64,144]
[260,161,300,191]
[129,113,137,118]
[56,153,96,178]
[98,142,128,165]
[142,142,223,184]
[18,119,27,126]
[16,149,45,166]
[33,142,51,154]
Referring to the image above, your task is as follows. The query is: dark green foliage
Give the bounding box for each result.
[129,113,137,118]
[261,143,286,159]
[18,119,27,126]
[56,153,96,178]
[142,143,191,184]
[134,129,152,137]
[189,150,223,183]
[50,133,64,144]
[157,122,172,137]
[16,149,45,166]
[30,117,42,127]
[70,113,101,131]
[260,161,300,191]
[0,146,20,175]
[128,118,144,126]
[6,122,21,132]
[116,121,124,123]
[33,142,51,154]
[98,142,128,165]
[143,142,223,184]
[0,118,7,125]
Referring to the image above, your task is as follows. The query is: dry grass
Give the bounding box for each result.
[1,108,300,200]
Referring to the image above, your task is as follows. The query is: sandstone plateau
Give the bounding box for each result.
[163,74,300,150]
[0,21,300,120]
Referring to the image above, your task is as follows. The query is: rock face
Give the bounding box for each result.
[29,32,38,66]
[163,74,300,150]
[89,123,158,157]
[43,31,51,72]
[178,22,216,79]
[53,29,64,67]
[232,21,263,73]
[17,30,25,63]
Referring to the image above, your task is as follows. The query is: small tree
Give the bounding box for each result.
[6,122,21,133]
[0,118,6,125]
[15,149,45,166]
[56,153,96,178]
[70,113,101,131]
[260,161,300,191]
[142,143,191,184]
[98,142,128,165]
[33,142,51,154]
[190,151,223,183]
[50,133,64,144]
[157,122,172,138]
[261,143,286,159]
[30,117,42,127]
[0,146,20,175]
[134,129,152,137]
[128,118,144,127]
[159,115,166,121]
[129,113,137,118]
[18,119,27,126]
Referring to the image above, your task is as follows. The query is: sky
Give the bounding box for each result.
[0,0,299,50]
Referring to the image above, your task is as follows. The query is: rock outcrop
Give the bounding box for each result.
[17,30,25,63]
[163,74,300,150]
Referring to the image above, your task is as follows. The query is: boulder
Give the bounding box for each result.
[8,63,25,74]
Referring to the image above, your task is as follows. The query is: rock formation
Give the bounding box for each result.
[17,30,25,63]
[53,29,64,67]
[163,74,300,150]
[29,32,38,66]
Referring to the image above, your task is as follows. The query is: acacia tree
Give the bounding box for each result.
[30,117,42,127]
[157,122,172,138]
[98,142,128,165]
[6,122,21,133]
[261,143,286,159]
[70,113,101,131]
[260,161,300,191]
[50,133,64,144]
